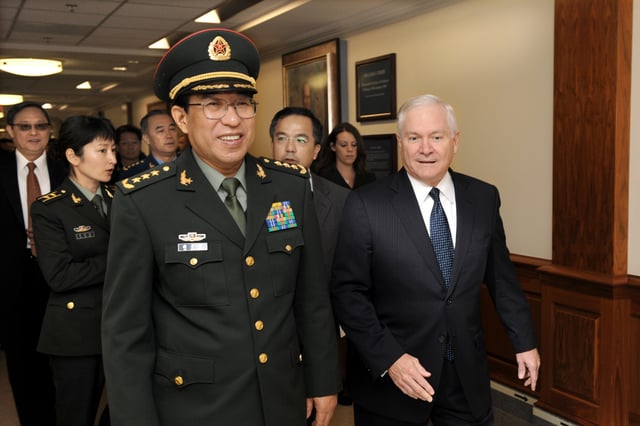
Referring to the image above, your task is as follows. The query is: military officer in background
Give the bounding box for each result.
[118,110,178,179]
[102,28,340,426]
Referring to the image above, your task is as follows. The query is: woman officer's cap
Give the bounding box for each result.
[153,28,260,102]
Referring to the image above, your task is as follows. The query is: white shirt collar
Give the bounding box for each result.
[407,171,455,205]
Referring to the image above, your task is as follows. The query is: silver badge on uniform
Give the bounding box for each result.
[74,225,95,240]
[177,232,208,251]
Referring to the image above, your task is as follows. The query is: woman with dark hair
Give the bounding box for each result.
[30,115,116,426]
[313,122,376,189]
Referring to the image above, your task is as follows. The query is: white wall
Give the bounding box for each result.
[125,0,640,274]
[254,0,555,259]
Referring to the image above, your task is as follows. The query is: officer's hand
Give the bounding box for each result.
[388,353,434,402]
[516,348,541,391]
[306,394,337,426]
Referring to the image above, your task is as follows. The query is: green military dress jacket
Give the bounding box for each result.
[102,150,339,426]
[31,177,112,356]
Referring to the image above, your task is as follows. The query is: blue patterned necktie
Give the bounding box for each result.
[429,187,455,360]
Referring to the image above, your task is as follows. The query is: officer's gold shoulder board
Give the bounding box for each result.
[117,163,176,194]
[259,157,309,178]
[121,159,144,172]
[36,189,68,204]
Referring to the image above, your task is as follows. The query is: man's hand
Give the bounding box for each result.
[388,353,434,402]
[306,394,337,426]
[516,348,541,391]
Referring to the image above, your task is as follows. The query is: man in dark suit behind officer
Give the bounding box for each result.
[102,28,340,426]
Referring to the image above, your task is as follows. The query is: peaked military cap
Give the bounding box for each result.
[153,28,260,102]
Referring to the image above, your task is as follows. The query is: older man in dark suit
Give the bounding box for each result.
[0,101,64,425]
[331,94,540,426]
[102,29,339,426]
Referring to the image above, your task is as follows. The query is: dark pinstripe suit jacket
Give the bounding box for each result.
[331,168,537,422]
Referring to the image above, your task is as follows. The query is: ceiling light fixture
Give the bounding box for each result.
[41,103,53,109]
[149,38,170,49]
[0,58,63,77]
[76,81,92,89]
[112,66,127,72]
[236,0,311,32]
[0,94,24,105]
[195,9,221,24]
[100,83,119,92]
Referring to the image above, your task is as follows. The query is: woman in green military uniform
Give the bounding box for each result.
[31,115,116,426]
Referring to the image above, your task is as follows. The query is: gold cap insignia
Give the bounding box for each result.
[209,36,231,61]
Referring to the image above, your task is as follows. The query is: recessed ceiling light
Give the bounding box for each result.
[195,10,221,24]
[149,38,170,49]
[0,58,63,77]
[112,66,127,72]
[59,104,68,111]
[76,81,92,89]
[41,103,53,109]
[100,83,119,92]
[0,94,24,105]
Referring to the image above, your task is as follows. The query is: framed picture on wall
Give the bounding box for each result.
[282,39,341,137]
[356,53,396,122]
[363,133,398,179]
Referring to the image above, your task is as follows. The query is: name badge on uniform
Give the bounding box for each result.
[74,225,95,240]
[265,201,298,232]
[177,232,208,252]
[177,243,208,252]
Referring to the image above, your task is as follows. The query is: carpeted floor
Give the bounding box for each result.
[1,350,563,426]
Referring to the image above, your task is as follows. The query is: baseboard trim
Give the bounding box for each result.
[490,381,579,426]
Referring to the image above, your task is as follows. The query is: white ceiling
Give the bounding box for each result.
[0,0,458,118]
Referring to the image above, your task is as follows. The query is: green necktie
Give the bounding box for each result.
[221,178,246,236]
[91,194,105,219]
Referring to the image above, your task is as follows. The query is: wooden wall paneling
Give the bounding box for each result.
[484,256,546,396]
[629,278,640,426]
[552,0,631,276]
[537,270,631,426]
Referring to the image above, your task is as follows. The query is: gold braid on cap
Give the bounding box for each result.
[169,71,257,100]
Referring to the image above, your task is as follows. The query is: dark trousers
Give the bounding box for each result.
[354,360,493,426]
[4,253,56,426]
[50,354,105,426]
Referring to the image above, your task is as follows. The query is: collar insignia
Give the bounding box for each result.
[256,164,266,179]
[180,170,193,186]
[71,193,82,204]
[178,232,206,242]
[209,36,231,61]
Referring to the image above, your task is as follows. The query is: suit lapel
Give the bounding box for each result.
[177,151,245,248]
[311,176,331,229]
[0,152,24,227]
[390,169,444,286]
[61,179,109,230]
[244,155,275,254]
[447,171,473,297]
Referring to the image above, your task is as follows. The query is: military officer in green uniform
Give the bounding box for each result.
[101,28,340,426]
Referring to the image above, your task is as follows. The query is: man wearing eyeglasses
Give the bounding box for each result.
[118,110,178,179]
[270,107,352,417]
[0,101,63,425]
[102,29,340,426]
